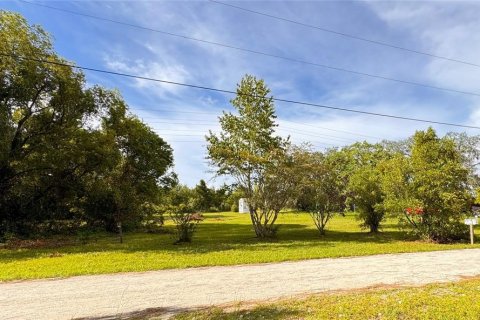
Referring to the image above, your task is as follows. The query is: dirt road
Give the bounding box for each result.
[1,249,479,319]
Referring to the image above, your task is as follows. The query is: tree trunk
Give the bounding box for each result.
[248,206,261,237]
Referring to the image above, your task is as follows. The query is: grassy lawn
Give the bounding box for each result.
[1,212,479,281]
[173,278,480,320]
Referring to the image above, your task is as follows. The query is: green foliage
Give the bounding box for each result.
[295,148,347,235]
[194,180,213,211]
[382,128,473,242]
[206,75,297,238]
[340,142,391,233]
[0,11,174,239]
[230,202,239,213]
[161,185,203,243]
[348,166,385,233]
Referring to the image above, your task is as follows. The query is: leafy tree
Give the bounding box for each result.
[194,179,214,211]
[348,165,385,233]
[206,75,297,238]
[0,11,174,239]
[382,128,473,242]
[295,149,347,235]
[445,132,480,188]
[161,185,203,243]
[98,98,173,242]
[340,142,391,232]
[0,11,105,235]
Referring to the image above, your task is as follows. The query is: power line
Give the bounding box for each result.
[151,123,357,142]
[147,121,218,126]
[3,52,479,130]
[281,119,380,139]
[17,0,480,98]
[210,0,480,69]
[279,126,358,142]
[144,119,359,141]
[135,109,382,139]
[156,131,340,146]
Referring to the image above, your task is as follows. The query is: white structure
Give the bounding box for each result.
[238,198,249,213]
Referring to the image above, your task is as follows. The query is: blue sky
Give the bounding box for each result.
[3,1,480,186]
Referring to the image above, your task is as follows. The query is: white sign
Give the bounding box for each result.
[464,218,478,226]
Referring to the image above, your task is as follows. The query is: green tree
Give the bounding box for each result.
[0,11,106,235]
[194,179,213,211]
[295,149,347,235]
[382,128,473,242]
[160,185,203,243]
[0,11,174,239]
[445,132,480,188]
[99,98,173,242]
[206,75,296,238]
[340,142,391,232]
[348,165,385,233]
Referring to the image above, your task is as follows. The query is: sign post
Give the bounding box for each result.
[464,218,478,244]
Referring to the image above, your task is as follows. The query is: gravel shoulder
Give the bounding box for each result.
[1,249,480,320]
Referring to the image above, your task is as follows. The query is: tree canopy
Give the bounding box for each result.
[0,11,174,238]
[206,75,297,238]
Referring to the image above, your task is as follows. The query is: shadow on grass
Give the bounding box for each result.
[72,306,181,320]
[174,306,302,320]
[0,219,416,264]
[71,305,302,320]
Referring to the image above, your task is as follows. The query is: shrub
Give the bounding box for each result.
[169,207,203,244]
[382,128,473,242]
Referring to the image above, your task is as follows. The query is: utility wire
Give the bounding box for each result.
[145,120,358,141]
[155,131,339,146]
[135,109,382,139]
[152,124,356,142]
[210,0,480,68]
[3,52,479,130]
[17,0,480,98]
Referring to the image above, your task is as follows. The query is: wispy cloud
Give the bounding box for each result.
[8,0,480,185]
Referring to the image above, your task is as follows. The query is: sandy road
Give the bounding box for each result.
[1,249,480,319]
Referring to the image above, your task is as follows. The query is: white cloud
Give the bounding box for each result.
[20,0,480,185]
[104,56,190,97]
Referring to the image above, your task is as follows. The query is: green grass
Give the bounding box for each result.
[1,212,479,281]
[173,278,480,320]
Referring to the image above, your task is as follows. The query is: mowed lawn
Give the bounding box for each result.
[173,278,480,320]
[1,212,479,281]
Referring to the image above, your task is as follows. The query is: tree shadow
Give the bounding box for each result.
[72,306,183,320]
[184,305,302,320]
[0,213,447,264]
[71,305,301,320]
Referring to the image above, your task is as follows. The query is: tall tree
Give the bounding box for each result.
[97,98,173,242]
[0,11,102,234]
[0,11,174,238]
[206,75,295,238]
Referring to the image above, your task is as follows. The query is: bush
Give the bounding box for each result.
[382,129,474,242]
[170,208,203,244]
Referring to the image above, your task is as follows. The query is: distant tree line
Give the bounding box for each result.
[2,11,480,245]
[207,75,480,243]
